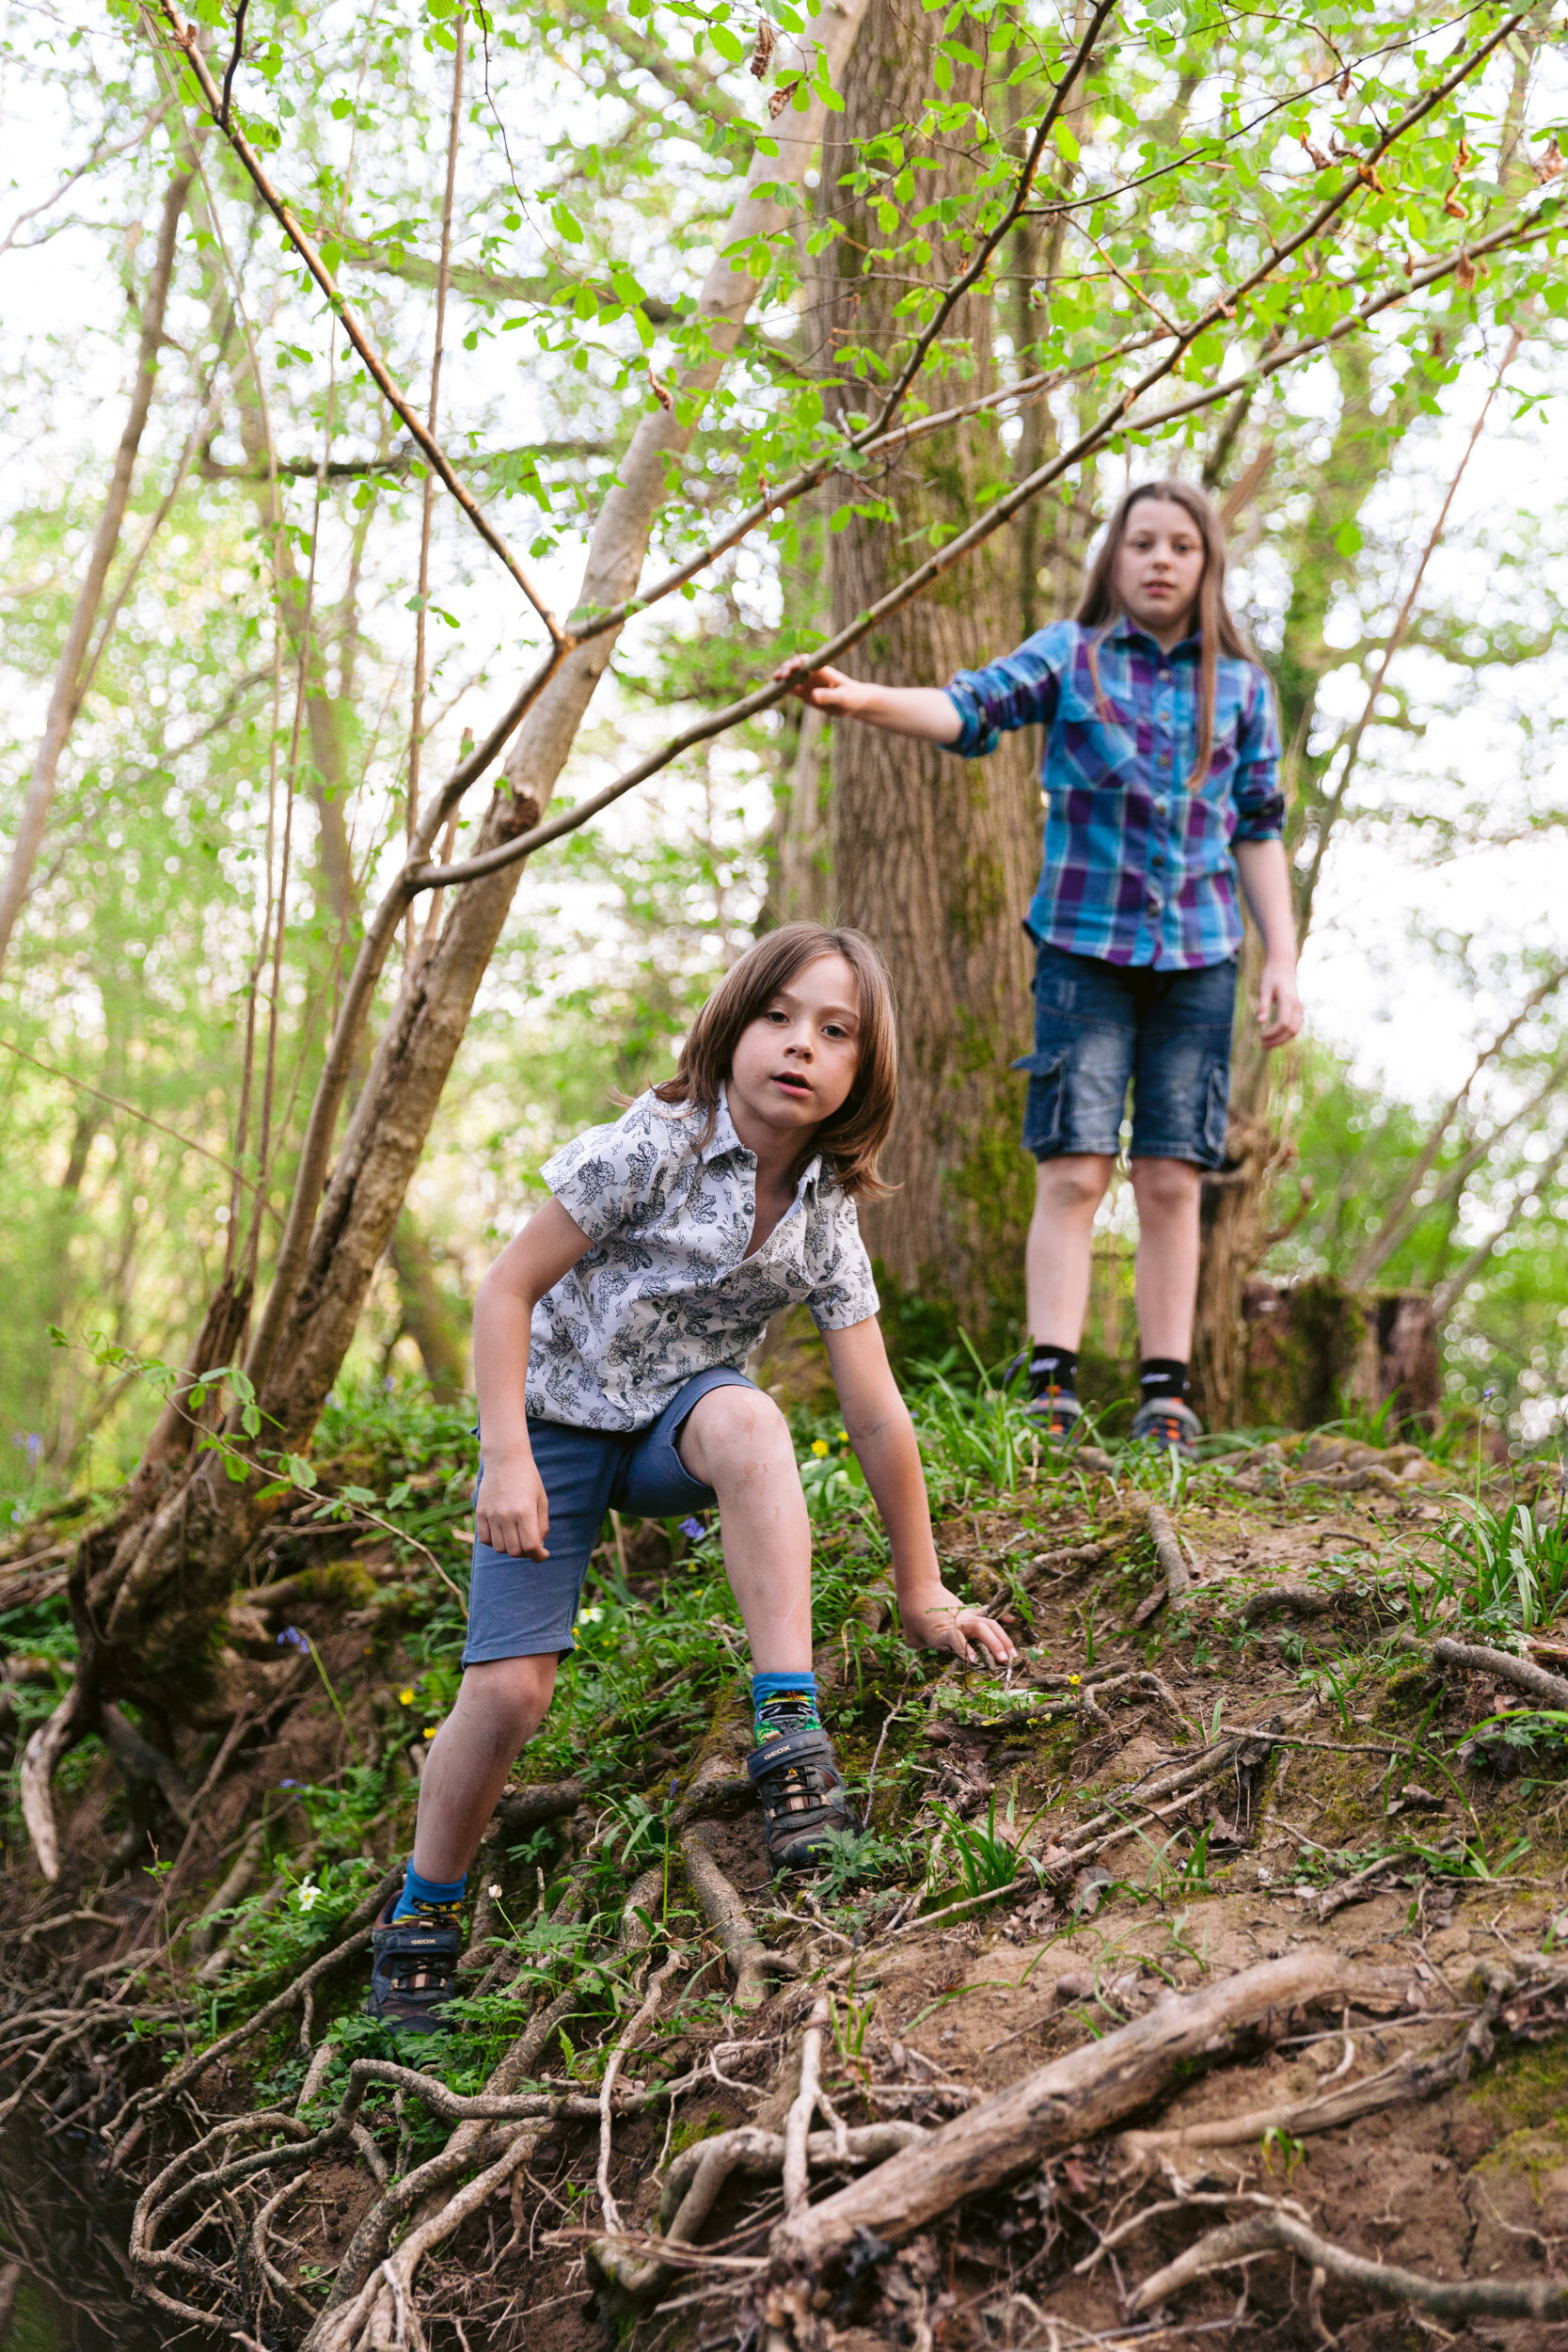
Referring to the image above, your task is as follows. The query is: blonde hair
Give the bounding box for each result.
[653,925,898,1200]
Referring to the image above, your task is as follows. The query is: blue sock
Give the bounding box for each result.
[752,1670,821,1743]
[392,1864,467,1922]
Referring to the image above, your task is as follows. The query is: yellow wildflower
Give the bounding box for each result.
[398,1687,415,1706]
[1068,1674,1082,1687]
[422,1726,436,1740]
[811,1438,830,1457]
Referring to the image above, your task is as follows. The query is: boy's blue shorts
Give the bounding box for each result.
[1012,944,1237,1170]
[462,1365,756,1665]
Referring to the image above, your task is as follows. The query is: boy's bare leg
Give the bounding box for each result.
[676,1386,814,1671]
[411,1653,558,1883]
[1025,1153,1115,1344]
[1128,1155,1203,1359]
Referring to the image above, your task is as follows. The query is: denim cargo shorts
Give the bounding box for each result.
[1011,943,1238,1169]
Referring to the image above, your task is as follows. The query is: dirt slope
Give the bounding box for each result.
[4,1422,1568,2352]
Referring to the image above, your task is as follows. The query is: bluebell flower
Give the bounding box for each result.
[280,1779,301,1789]
[277,1625,311,1652]
[679,1515,705,1540]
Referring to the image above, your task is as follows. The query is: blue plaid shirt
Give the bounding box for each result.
[944,618,1284,971]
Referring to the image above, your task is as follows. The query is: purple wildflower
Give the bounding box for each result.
[277,1625,310,1653]
[679,1515,705,1540]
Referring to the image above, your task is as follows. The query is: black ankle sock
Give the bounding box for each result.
[1139,1357,1189,1406]
[1029,1343,1079,1401]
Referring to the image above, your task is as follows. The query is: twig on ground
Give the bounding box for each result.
[783,1998,831,2216]
[599,1951,682,2234]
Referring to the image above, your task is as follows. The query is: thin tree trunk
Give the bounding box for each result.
[248,0,872,1451]
[0,152,197,977]
[823,0,1038,1357]
[21,1,875,1878]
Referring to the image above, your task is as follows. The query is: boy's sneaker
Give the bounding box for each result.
[747,1725,856,1872]
[366,1896,461,2035]
[1024,1390,1083,1449]
[1131,1397,1202,1456]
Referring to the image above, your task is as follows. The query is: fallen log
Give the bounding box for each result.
[1128,2205,1568,2323]
[769,1948,1354,2274]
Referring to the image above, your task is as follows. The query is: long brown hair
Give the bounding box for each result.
[1077,479,1259,790]
[653,924,898,1200]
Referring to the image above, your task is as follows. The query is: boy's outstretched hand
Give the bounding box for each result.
[773,657,869,717]
[899,1581,1017,1667]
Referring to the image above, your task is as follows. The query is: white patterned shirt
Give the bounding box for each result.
[527,1086,880,1430]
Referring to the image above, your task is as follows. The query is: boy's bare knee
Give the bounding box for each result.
[460,1654,556,1748]
[681,1383,789,1472]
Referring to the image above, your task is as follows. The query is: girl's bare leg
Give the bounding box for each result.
[1025,1153,1116,1346]
[676,1385,814,1671]
[1128,1155,1203,1360]
[411,1653,558,1883]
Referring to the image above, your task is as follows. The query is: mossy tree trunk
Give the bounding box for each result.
[821,0,1039,1359]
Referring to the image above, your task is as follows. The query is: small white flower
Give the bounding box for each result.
[488,1883,502,1899]
[296,1879,321,1913]
[578,1604,604,1626]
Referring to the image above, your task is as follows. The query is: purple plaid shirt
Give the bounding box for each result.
[944,617,1284,971]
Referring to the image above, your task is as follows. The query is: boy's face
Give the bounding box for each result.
[728,953,862,1152]
[1113,497,1206,641]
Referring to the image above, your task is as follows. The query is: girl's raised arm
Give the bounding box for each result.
[773,660,962,743]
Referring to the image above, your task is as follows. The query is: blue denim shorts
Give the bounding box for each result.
[462,1365,756,1665]
[1012,944,1237,1169]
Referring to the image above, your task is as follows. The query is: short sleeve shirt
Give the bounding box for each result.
[527,1086,879,1430]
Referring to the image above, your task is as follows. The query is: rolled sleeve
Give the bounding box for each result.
[1231,667,1285,842]
[942,624,1067,761]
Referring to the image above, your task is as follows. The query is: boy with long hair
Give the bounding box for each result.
[782,481,1303,1453]
[368,924,1015,2033]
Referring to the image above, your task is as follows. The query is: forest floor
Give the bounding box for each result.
[5,1385,1568,2352]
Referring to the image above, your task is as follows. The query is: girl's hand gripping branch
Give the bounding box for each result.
[773,658,962,746]
[822,1319,1017,1669]
[471,1197,593,1560]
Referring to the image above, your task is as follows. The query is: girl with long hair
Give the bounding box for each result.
[366,924,1014,2034]
[779,480,1303,1453]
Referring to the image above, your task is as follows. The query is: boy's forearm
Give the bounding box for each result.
[1234,838,1298,961]
[472,1284,535,1463]
[851,1413,942,1593]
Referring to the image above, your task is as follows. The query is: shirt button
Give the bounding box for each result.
[1155,796,1168,813]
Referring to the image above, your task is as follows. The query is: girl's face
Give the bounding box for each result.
[1112,497,1207,644]
[727,954,862,1148]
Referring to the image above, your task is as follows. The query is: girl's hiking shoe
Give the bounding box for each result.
[1024,1390,1082,1448]
[748,1724,855,1872]
[366,1896,461,2035]
[1131,1397,1202,1455]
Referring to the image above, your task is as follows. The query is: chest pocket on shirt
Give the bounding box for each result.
[1054,678,1133,772]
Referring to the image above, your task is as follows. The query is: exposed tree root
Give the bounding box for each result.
[681,1827,788,2010]
[1128,2204,1568,2322]
[1432,1633,1568,1710]
[769,1948,1357,2273]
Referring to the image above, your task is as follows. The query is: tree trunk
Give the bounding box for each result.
[823,0,1038,1359]
[21,0,874,1876]
[0,150,198,977]
[389,1212,469,1401]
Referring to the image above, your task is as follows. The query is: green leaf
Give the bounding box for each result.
[1053,120,1080,162]
[1334,520,1363,557]
[709,23,744,62]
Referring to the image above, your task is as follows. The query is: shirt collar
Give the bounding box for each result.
[702,1083,825,1197]
[1107,614,1200,659]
